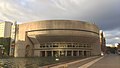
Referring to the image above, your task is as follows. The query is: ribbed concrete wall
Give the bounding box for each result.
[18,20,99,40]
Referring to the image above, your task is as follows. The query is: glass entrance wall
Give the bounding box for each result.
[39,42,91,49]
[37,42,92,57]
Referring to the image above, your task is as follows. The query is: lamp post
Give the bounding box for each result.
[0,45,4,57]
[2,47,5,56]
[55,51,60,61]
[0,47,2,56]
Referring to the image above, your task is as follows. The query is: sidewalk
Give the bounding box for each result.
[39,56,100,68]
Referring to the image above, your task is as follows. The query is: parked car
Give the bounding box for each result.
[117,49,120,55]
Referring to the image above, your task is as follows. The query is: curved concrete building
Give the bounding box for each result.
[15,20,101,57]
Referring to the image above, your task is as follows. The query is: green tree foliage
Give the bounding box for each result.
[0,37,11,55]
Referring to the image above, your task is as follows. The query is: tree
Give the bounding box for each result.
[0,37,11,55]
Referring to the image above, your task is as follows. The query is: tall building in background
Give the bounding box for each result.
[0,21,12,38]
[0,21,17,56]
[0,21,12,56]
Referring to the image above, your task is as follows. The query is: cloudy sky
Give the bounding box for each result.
[0,0,120,45]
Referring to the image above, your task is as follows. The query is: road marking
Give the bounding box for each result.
[78,57,103,68]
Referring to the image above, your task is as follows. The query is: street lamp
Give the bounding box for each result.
[55,51,60,61]
[2,47,5,55]
[55,58,59,61]
[0,45,4,54]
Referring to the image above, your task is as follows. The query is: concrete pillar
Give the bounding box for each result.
[82,51,84,56]
[65,50,67,56]
[58,51,60,56]
[89,51,91,56]
[86,51,88,56]
[77,50,79,56]
[40,51,41,57]
[88,51,90,56]
[45,51,47,57]
[72,50,73,56]
[52,51,53,57]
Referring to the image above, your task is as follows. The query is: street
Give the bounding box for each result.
[50,54,120,68]
[88,54,120,68]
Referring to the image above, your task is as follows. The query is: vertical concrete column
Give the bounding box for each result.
[52,51,53,57]
[72,50,73,56]
[86,51,88,56]
[82,50,84,56]
[89,51,91,56]
[65,50,67,56]
[45,51,47,57]
[87,51,88,56]
[88,51,90,56]
[58,51,60,56]
[39,51,41,57]
[77,50,79,56]
[90,51,91,56]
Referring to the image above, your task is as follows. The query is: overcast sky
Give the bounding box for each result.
[0,0,120,45]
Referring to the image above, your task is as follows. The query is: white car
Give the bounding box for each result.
[117,49,120,55]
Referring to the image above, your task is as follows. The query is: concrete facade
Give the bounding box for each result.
[100,30,106,55]
[14,20,101,57]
